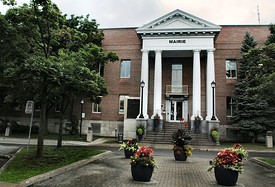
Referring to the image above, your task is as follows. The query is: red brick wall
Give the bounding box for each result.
[100,28,142,121]
[98,25,270,125]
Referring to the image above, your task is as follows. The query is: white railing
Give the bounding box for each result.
[166,85,189,96]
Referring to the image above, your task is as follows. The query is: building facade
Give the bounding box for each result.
[1,9,270,141]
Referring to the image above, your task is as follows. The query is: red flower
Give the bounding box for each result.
[233,143,242,149]
[135,146,154,158]
[184,122,188,127]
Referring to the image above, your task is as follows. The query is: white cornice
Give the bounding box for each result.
[136,9,221,36]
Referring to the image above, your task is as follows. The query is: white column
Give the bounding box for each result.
[153,50,162,118]
[192,49,201,118]
[139,50,149,118]
[206,49,216,120]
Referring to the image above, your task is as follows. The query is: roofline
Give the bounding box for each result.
[100,27,138,30]
[100,24,269,31]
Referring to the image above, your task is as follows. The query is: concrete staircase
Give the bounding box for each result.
[142,122,215,146]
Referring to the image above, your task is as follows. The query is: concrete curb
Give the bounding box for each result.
[250,157,275,171]
[16,151,112,187]
[0,148,23,175]
[0,155,12,159]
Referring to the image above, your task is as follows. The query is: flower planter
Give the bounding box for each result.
[214,167,239,186]
[124,149,135,158]
[173,150,187,161]
[131,163,153,182]
[137,135,143,142]
[210,135,217,143]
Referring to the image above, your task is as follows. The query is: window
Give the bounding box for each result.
[171,64,183,86]
[119,95,127,114]
[226,60,237,79]
[227,97,236,117]
[99,62,104,76]
[120,60,131,78]
[91,123,101,133]
[92,103,101,113]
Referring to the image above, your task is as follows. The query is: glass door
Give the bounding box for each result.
[169,101,183,122]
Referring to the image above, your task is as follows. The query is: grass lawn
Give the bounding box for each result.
[220,142,275,150]
[258,158,275,166]
[0,146,106,183]
[0,133,90,142]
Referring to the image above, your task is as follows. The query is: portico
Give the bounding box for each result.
[136,9,221,122]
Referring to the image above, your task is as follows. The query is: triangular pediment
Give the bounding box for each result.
[136,9,221,35]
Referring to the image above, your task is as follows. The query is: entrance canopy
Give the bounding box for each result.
[136,9,221,120]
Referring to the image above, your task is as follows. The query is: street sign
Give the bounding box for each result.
[25,100,34,114]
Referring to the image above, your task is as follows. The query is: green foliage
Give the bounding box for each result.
[0,0,118,155]
[119,139,138,151]
[0,146,105,183]
[136,125,144,136]
[171,128,192,147]
[208,144,248,173]
[241,32,258,53]
[10,123,39,134]
[0,118,7,132]
[265,24,275,45]
[233,32,275,139]
[64,115,79,135]
[171,129,193,156]
[211,129,219,141]
[0,0,16,6]
[130,146,156,168]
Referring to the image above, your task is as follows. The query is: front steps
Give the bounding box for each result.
[142,122,215,146]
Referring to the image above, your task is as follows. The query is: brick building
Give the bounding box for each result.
[1,9,270,142]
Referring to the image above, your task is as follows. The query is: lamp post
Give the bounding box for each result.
[211,81,216,120]
[80,98,85,137]
[139,80,145,118]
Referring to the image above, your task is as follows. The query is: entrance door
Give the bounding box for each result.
[168,101,184,122]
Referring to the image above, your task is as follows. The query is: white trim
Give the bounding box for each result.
[192,49,201,117]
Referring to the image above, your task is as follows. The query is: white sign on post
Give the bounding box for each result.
[25,101,34,114]
[25,100,35,153]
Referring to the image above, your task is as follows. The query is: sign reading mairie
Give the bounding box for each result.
[169,39,186,44]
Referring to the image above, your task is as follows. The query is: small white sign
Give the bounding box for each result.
[81,112,85,118]
[25,101,34,114]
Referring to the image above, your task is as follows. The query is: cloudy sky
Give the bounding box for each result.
[1,0,275,28]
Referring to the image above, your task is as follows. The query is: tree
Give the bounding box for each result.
[241,32,257,54]
[265,24,275,45]
[1,0,118,157]
[233,33,275,142]
[54,48,117,148]
[233,31,263,142]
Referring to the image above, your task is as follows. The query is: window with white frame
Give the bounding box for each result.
[120,60,131,78]
[226,60,237,79]
[227,96,236,117]
[119,95,127,114]
[92,102,101,113]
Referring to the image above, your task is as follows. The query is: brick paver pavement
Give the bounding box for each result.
[31,151,275,187]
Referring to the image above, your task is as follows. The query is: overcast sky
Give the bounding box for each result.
[1,0,275,28]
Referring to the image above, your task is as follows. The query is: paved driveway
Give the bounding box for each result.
[30,151,275,187]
